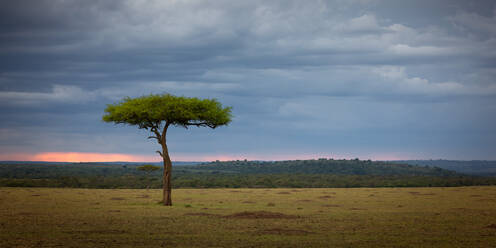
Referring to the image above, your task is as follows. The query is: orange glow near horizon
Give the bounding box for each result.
[0,152,161,163]
[0,152,413,162]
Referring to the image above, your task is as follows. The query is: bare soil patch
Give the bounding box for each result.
[486,224,496,229]
[242,201,256,204]
[224,211,299,219]
[408,192,436,196]
[296,199,313,202]
[184,213,220,217]
[110,197,125,201]
[258,228,313,235]
[349,208,367,210]
[322,204,341,207]
[318,195,333,199]
[17,212,37,216]
[277,191,291,194]
[64,229,127,235]
[136,194,149,198]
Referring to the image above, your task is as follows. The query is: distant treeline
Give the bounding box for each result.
[185,159,459,176]
[398,160,496,176]
[1,159,496,188]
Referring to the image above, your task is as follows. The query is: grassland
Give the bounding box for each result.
[1,187,496,247]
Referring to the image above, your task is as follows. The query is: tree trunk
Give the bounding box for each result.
[162,143,172,206]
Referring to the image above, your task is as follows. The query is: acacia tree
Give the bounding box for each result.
[103,94,232,206]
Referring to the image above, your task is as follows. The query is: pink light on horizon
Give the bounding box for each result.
[0,152,162,163]
[0,151,417,163]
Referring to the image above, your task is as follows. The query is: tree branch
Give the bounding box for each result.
[150,125,162,145]
[184,122,217,128]
[161,121,170,144]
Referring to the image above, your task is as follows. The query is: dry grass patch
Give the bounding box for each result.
[2,186,496,248]
[259,228,314,235]
[224,211,299,219]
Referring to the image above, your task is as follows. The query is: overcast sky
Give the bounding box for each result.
[1,0,495,162]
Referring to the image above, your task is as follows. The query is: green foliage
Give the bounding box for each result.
[183,159,460,176]
[398,160,496,176]
[102,94,232,129]
[2,161,496,189]
[137,164,161,173]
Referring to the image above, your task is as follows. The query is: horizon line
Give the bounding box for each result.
[1,158,494,163]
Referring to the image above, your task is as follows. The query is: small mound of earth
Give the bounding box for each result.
[242,201,256,204]
[486,224,496,229]
[259,228,313,235]
[224,211,298,219]
[319,195,333,199]
[110,197,125,201]
[408,192,436,196]
[184,213,220,217]
[322,204,341,208]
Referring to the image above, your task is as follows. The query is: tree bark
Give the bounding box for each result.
[162,144,172,206]
[160,123,172,206]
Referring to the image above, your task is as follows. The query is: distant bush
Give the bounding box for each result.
[1,160,496,189]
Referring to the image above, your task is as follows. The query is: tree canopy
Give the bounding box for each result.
[102,93,232,206]
[102,94,232,129]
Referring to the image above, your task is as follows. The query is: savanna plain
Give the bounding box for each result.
[1,186,496,248]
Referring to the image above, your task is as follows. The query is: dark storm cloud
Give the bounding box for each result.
[1,0,495,160]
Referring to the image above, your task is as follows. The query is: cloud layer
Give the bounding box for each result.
[1,0,495,161]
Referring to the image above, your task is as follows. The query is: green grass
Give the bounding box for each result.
[1,187,496,247]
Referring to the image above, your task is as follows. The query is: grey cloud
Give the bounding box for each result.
[1,0,496,160]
